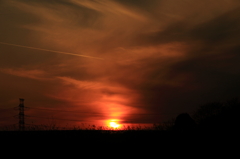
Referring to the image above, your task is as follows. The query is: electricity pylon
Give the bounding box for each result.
[19,98,25,131]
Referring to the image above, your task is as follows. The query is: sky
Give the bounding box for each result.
[1,0,240,129]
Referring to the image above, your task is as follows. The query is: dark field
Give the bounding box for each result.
[0,127,237,152]
[1,99,239,154]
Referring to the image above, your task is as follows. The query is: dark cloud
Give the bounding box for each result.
[101,7,240,123]
[138,7,240,46]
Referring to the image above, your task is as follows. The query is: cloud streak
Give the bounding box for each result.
[1,0,240,127]
[0,42,103,60]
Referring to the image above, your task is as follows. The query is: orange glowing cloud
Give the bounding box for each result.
[1,0,240,128]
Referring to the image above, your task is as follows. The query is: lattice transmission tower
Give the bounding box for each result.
[19,98,25,131]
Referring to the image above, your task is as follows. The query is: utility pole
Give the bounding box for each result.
[19,98,25,131]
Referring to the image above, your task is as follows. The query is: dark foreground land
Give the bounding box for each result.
[0,123,238,157]
[1,99,239,154]
[1,127,238,159]
[0,128,237,151]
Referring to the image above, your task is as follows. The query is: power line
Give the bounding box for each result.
[0,124,17,127]
[27,115,84,122]
[0,107,16,110]
[27,107,177,115]
[2,106,179,116]
[1,102,179,129]
[0,116,14,119]
[28,107,103,114]
[28,107,95,113]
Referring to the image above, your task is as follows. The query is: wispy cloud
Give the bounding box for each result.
[0,68,49,80]
[1,0,240,126]
[0,42,103,60]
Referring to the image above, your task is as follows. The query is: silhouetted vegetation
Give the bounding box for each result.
[1,98,239,150]
[173,113,196,132]
[192,98,240,133]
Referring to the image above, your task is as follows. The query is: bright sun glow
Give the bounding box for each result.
[109,121,120,128]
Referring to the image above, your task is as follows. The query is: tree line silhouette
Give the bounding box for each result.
[170,97,240,134]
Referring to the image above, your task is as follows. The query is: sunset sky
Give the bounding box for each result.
[1,0,240,128]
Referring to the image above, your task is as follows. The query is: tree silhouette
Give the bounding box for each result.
[192,102,222,125]
[192,98,240,132]
[174,113,196,132]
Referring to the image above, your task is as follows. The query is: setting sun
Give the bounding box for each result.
[107,119,122,129]
[109,122,119,128]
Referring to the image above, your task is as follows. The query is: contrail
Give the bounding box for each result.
[0,42,103,60]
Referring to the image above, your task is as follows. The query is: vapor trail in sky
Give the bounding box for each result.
[0,42,103,60]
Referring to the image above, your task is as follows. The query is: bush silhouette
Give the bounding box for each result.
[174,113,196,132]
